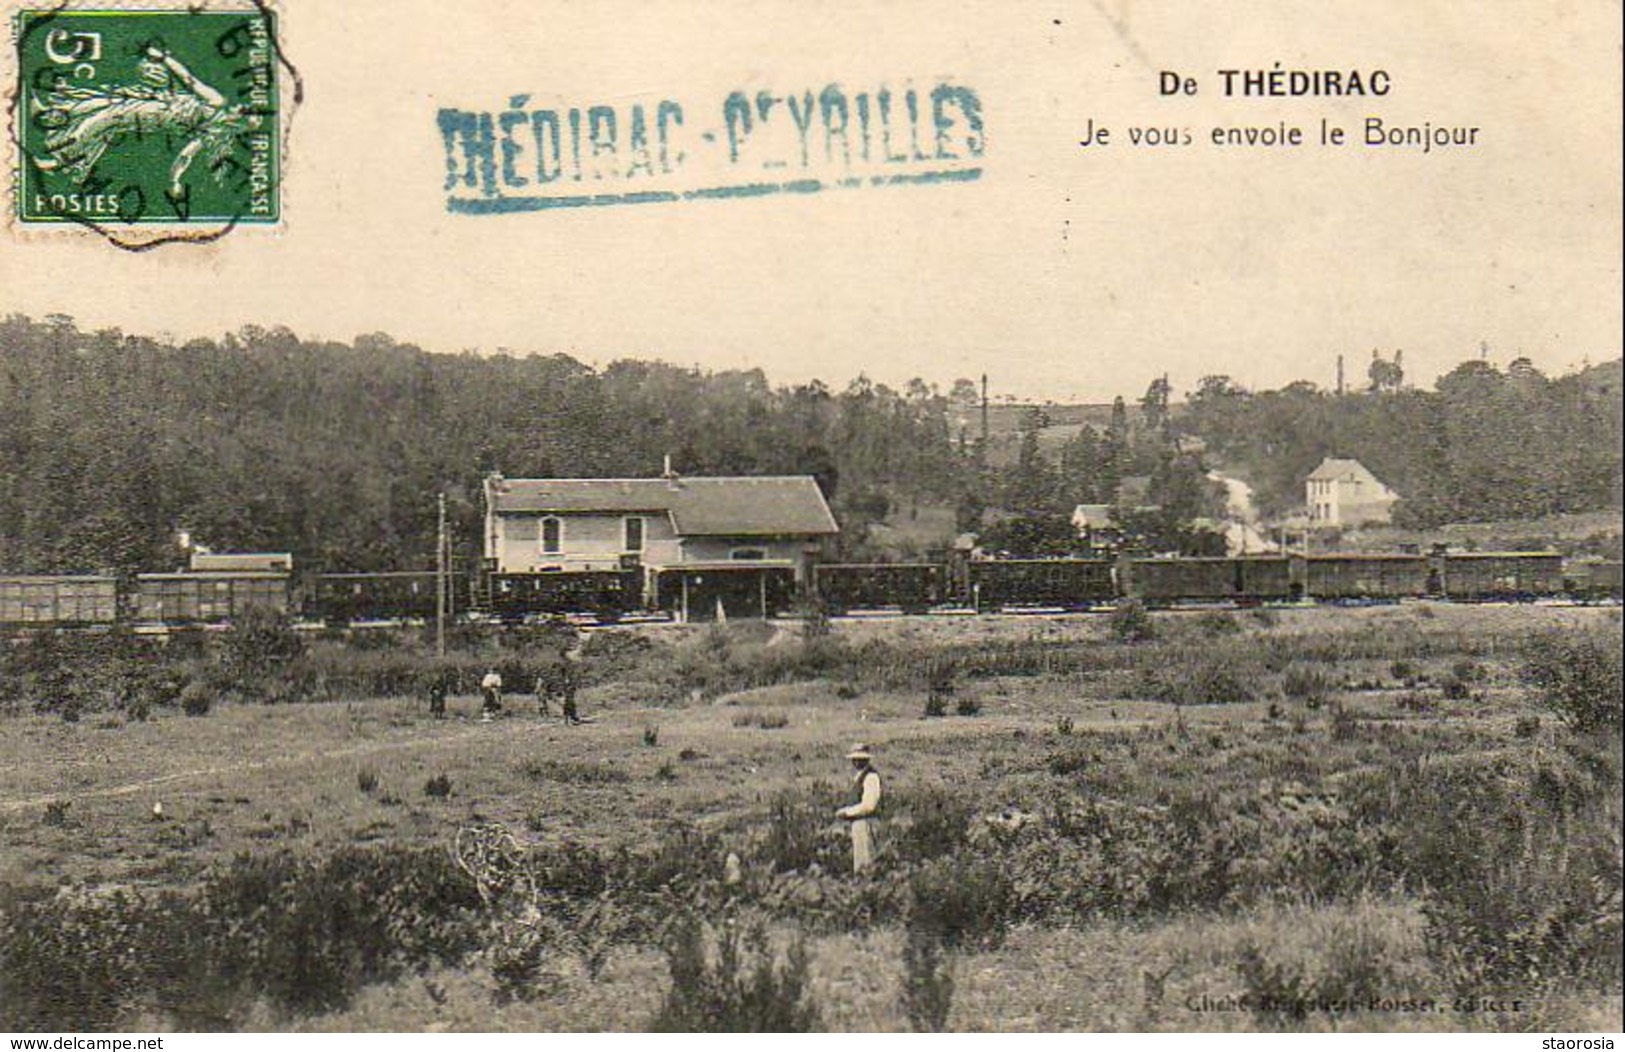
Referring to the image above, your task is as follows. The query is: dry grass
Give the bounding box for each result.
[1,604,1619,1030]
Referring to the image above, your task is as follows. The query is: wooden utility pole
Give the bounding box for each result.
[435,492,447,659]
[979,373,989,448]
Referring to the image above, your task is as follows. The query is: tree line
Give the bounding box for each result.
[0,315,974,572]
[1180,356,1621,525]
[1,314,1618,572]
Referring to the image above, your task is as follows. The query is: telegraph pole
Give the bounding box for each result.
[435,492,447,659]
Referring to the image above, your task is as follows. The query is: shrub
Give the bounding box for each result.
[356,767,379,794]
[900,927,954,1032]
[1144,651,1258,706]
[1390,659,1418,684]
[1233,933,1393,1022]
[922,693,948,719]
[1396,691,1433,714]
[1194,611,1242,637]
[1235,943,1313,1022]
[1281,664,1334,707]
[518,759,629,784]
[891,785,973,863]
[642,724,660,748]
[953,695,982,717]
[1513,715,1541,739]
[1364,750,1624,996]
[1522,630,1623,734]
[651,915,821,1032]
[1110,599,1156,643]
[1328,703,1362,742]
[221,607,308,702]
[1439,676,1473,701]
[761,786,841,874]
[0,846,483,1029]
[732,711,790,730]
[180,681,213,717]
[423,774,452,798]
[907,853,1014,950]
[1451,658,1483,684]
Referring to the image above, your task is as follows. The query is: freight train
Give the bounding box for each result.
[2,551,1618,630]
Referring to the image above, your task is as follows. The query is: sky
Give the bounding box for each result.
[3,0,1620,403]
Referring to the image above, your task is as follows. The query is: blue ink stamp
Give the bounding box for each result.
[438,81,983,213]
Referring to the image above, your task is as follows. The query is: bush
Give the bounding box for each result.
[922,692,948,719]
[761,786,842,874]
[1281,664,1334,707]
[221,607,308,703]
[890,785,973,864]
[0,846,483,1029]
[900,927,954,1032]
[423,774,452,798]
[1362,749,1624,996]
[356,767,379,794]
[180,681,213,717]
[953,695,982,717]
[907,853,1014,950]
[1110,599,1156,643]
[1439,676,1473,701]
[518,758,629,785]
[1523,630,1623,734]
[1234,942,1313,1022]
[651,915,821,1032]
[1194,611,1242,637]
[1144,650,1258,706]
[732,710,790,730]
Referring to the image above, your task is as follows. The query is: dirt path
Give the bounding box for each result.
[0,723,492,814]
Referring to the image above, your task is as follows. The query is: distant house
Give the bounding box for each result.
[1305,457,1399,527]
[1070,503,1123,553]
[482,469,838,620]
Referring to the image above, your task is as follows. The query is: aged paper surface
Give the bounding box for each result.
[1,0,1620,1037]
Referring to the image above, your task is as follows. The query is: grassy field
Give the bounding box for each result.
[1,603,1620,1032]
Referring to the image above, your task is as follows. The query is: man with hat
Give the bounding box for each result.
[835,743,882,873]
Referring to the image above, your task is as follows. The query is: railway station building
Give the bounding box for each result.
[481,468,839,621]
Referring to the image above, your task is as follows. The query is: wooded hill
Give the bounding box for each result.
[1,314,1618,571]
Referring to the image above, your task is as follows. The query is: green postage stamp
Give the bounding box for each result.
[11,4,280,229]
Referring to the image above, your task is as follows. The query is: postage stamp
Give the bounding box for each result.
[10,4,280,231]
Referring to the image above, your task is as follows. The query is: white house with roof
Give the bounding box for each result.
[1305,457,1399,527]
[482,468,838,620]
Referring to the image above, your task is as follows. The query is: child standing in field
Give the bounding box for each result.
[480,667,503,721]
[428,671,447,719]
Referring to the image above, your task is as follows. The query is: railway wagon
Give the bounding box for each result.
[650,563,798,621]
[135,572,291,622]
[813,562,948,614]
[486,570,642,622]
[1567,559,1624,601]
[311,571,471,624]
[969,558,1115,610]
[1440,552,1564,601]
[1125,556,1295,604]
[1301,554,1430,601]
[0,575,119,627]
